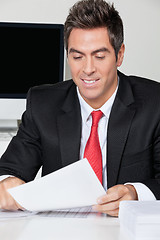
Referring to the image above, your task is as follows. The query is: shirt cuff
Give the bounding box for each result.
[125,182,156,201]
[0,175,14,181]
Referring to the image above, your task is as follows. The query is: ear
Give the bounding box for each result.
[117,43,125,67]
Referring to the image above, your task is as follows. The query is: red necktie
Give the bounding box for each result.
[84,110,103,184]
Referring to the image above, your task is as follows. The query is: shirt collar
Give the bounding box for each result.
[77,77,119,122]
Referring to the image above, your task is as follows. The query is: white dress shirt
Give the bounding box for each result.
[76,86,156,201]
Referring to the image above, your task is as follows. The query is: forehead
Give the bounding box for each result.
[68,27,113,53]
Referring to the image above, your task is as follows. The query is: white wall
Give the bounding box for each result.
[113,0,160,82]
[0,0,159,82]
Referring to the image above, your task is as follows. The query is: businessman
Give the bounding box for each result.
[0,0,160,217]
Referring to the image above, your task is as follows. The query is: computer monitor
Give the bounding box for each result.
[0,22,64,128]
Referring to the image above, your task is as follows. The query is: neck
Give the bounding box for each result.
[82,82,118,109]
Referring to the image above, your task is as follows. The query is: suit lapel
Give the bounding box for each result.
[107,72,136,188]
[57,84,82,167]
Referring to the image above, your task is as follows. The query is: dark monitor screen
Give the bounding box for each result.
[0,22,64,98]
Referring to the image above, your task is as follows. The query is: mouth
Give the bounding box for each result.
[81,78,100,84]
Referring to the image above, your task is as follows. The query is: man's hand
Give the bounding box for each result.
[0,177,25,210]
[92,184,138,217]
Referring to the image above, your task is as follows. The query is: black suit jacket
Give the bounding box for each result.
[1,71,160,199]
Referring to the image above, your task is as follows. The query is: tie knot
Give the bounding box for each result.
[91,110,103,126]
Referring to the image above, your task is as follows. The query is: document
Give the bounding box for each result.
[36,206,106,218]
[8,158,106,212]
[119,200,160,240]
[0,209,35,219]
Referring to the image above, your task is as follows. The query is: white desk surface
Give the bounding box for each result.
[0,213,130,240]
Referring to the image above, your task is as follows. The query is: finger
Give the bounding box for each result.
[93,198,120,212]
[93,191,138,216]
[97,184,131,204]
[92,204,119,217]
[97,193,119,204]
[0,177,25,211]
[97,190,120,205]
[0,191,21,211]
[105,208,119,217]
[15,201,26,211]
[0,198,19,211]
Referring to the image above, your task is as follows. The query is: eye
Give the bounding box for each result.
[73,56,82,60]
[95,56,105,60]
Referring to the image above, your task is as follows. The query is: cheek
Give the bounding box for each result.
[69,62,82,77]
[96,59,113,72]
[70,67,79,79]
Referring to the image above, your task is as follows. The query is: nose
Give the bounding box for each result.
[83,57,96,75]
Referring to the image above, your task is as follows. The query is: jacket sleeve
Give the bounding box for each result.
[0,88,42,182]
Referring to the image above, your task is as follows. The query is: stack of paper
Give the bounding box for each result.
[119,200,160,240]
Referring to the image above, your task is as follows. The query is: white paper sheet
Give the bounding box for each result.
[0,209,35,219]
[36,206,107,218]
[8,158,106,212]
[119,201,160,240]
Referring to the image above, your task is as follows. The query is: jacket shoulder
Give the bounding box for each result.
[118,71,160,96]
[29,79,74,92]
[27,80,75,99]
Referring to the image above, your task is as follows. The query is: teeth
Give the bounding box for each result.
[83,80,96,84]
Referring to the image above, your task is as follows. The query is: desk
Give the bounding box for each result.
[0,139,129,240]
[0,214,130,240]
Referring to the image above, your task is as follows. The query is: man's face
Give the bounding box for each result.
[67,27,124,109]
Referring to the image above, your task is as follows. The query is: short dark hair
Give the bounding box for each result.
[64,0,124,59]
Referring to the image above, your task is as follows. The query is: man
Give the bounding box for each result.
[0,0,160,217]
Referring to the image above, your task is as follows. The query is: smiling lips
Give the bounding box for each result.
[81,78,100,84]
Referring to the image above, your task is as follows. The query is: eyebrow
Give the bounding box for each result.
[92,47,110,55]
[69,47,110,55]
